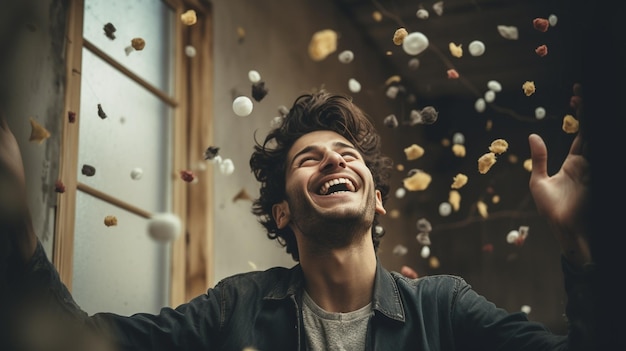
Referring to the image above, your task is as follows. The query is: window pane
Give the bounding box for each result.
[83,0,175,94]
[72,192,170,315]
[77,48,172,213]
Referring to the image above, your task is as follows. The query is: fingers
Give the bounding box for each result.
[568,133,584,156]
[528,133,548,181]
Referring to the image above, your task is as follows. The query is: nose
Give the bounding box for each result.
[320,150,346,171]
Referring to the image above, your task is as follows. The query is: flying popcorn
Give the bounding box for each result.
[452,144,466,157]
[497,25,518,40]
[404,144,425,161]
[383,114,399,128]
[104,215,118,227]
[487,80,502,92]
[535,107,546,119]
[130,168,143,180]
[180,170,195,182]
[477,152,497,174]
[522,81,536,96]
[489,139,509,154]
[393,28,408,45]
[392,244,408,256]
[416,9,429,19]
[449,42,463,58]
[28,118,50,144]
[451,173,468,189]
[432,1,444,16]
[81,164,96,177]
[308,29,338,61]
[439,202,452,216]
[449,190,461,211]
[252,81,269,101]
[181,9,197,26]
[477,200,488,218]
[416,218,432,232]
[475,98,486,113]
[103,22,116,40]
[562,114,579,133]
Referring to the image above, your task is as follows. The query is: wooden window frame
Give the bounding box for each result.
[55,0,214,307]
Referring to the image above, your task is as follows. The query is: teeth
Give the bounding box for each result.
[319,178,355,195]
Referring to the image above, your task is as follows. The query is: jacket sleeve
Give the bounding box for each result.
[450,256,595,351]
[6,240,225,351]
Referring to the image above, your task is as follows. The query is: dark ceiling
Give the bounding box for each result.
[335,0,584,108]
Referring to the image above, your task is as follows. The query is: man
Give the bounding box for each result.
[1,90,594,350]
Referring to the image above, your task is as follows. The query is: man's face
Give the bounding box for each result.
[272,130,385,247]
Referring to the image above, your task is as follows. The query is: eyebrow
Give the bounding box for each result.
[290,141,356,167]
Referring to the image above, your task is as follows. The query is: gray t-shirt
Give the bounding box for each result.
[302,290,373,351]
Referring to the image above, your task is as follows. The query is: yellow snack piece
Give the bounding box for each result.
[451,173,468,189]
[385,75,401,86]
[393,28,408,45]
[180,9,197,26]
[562,114,579,133]
[449,42,463,58]
[308,29,338,61]
[492,195,500,204]
[522,81,536,96]
[489,138,509,154]
[477,152,496,174]
[523,158,532,172]
[396,164,405,172]
[476,200,488,218]
[452,144,466,157]
[404,144,425,160]
[372,11,383,22]
[449,190,461,211]
[104,215,118,227]
[131,37,145,50]
[403,171,432,191]
[29,117,50,144]
[429,256,440,269]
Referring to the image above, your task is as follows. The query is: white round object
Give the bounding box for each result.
[395,187,406,198]
[468,40,485,56]
[130,167,143,180]
[438,202,452,216]
[386,85,399,99]
[535,107,546,120]
[232,96,253,116]
[148,212,182,242]
[420,245,431,258]
[248,70,261,83]
[474,98,486,113]
[487,80,502,92]
[548,14,558,27]
[348,78,361,93]
[521,305,532,314]
[402,32,429,55]
[416,9,429,19]
[270,116,284,128]
[338,50,354,64]
[452,132,465,145]
[484,90,496,103]
[374,225,384,234]
[506,230,520,244]
[219,158,235,175]
[184,45,196,57]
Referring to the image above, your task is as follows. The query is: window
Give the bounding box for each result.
[55,0,214,312]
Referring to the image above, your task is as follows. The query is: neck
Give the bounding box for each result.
[298,233,377,313]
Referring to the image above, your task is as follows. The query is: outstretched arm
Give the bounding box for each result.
[528,133,591,268]
[0,115,37,264]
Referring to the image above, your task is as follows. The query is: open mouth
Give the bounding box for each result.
[318,177,356,195]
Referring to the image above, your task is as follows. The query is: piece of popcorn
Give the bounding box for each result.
[181,9,197,26]
[29,117,51,144]
[308,29,338,61]
[449,42,463,58]
[393,28,408,45]
[451,173,468,189]
[449,190,461,211]
[452,144,466,157]
[403,170,432,191]
[477,200,488,218]
[523,158,532,172]
[104,215,118,227]
[477,152,497,174]
[522,81,536,96]
[489,139,509,154]
[562,114,579,133]
[404,144,425,160]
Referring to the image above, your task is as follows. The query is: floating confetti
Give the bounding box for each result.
[562,114,579,133]
[232,96,253,116]
[448,42,463,58]
[180,170,195,182]
[103,22,116,40]
[28,118,50,144]
[81,164,96,177]
[522,81,536,96]
[533,18,549,32]
[477,152,496,174]
[402,32,429,55]
[104,215,118,227]
[393,28,408,45]
[468,40,485,56]
[338,50,354,64]
[181,9,197,26]
[252,81,269,101]
[308,29,338,61]
[404,144,425,160]
[497,25,518,40]
[97,104,107,119]
[535,44,548,57]
[130,168,143,180]
[148,212,182,242]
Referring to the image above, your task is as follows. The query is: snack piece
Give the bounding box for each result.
[533,18,549,32]
[103,22,116,40]
[452,144,466,157]
[404,144,425,160]
[55,180,66,193]
[403,170,432,191]
[522,81,536,96]
[447,69,459,79]
[477,152,496,174]
[203,146,220,160]
[97,104,107,119]
[392,244,408,256]
[416,232,431,245]
[562,114,579,133]
[535,44,548,57]
[477,200,488,218]
[429,256,440,269]
[449,42,463,58]
[28,118,50,144]
[497,25,518,40]
[523,158,532,172]
[416,218,432,232]
[252,81,269,102]
[451,173,468,189]
[372,11,383,22]
[181,9,197,26]
[383,114,399,128]
[104,215,118,227]
[308,29,338,61]
[393,28,408,45]
[489,139,509,154]
[81,164,96,177]
[131,38,146,50]
[180,170,195,182]
[449,190,461,211]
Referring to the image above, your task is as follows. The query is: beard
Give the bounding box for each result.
[285,190,377,250]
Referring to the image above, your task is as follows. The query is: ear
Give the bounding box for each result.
[272,200,291,229]
[374,189,386,215]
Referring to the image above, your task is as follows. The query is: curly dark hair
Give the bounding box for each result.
[249,90,393,261]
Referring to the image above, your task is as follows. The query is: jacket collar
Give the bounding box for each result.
[263,260,406,323]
